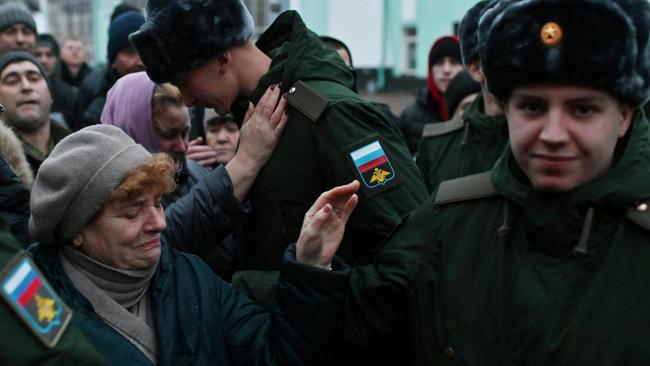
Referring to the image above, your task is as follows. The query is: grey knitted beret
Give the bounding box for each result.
[29,125,151,247]
[0,3,35,33]
[130,0,254,83]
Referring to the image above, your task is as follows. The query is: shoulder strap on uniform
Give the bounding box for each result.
[435,171,500,205]
[285,80,329,122]
[421,118,465,138]
[626,201,650,231]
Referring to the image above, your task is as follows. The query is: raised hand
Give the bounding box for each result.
[187,137,219,168]
[225,84,289,201]
[236,84,288,169]
[297,181,360,269]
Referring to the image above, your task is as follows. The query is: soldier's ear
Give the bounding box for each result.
[467,61,484,84]
[72,234,83,247]
[216,51,233,74]
[617,103,634,138]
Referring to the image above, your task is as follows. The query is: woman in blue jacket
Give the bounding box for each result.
[26,85,354,365]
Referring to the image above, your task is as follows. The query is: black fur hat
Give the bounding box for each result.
[479,0,650,107]
[129,0,254,83]
[458,0,495,66]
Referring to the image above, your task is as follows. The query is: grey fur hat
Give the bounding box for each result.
[0,120,33,189]
[29,125,151,247]
[129,0,254,83]
[458,0,495,66]
[0,3,35,33]
[479,0,650,107]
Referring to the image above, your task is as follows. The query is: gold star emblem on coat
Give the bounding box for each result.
[370,168,391,184]
[541,22,562,47]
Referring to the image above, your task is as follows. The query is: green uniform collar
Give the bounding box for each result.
[19,122,69,164]
[490,110,650,255]
[250,10,355,103]
[461,94,508,142]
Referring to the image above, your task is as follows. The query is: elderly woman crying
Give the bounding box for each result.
[27,123,353,365]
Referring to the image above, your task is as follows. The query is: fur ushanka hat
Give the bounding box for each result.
[479,0,650,107]
[129,0,254,83]
[458,0,495,67]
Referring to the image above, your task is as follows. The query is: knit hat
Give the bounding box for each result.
[458,0,495,66]
[101,71,160,152]
[479,0,650,107]
[445,71,481,117]
[0,3,35,33]
[0,51,52,95]
[111,2,141,23]
[107,10,145,64]
[428,37,461,67]
[426,36,460,121]
[29,125,151,247]
[130,0,254,83]
[37,34,60,57]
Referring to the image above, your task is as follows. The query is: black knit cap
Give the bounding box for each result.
[479,0,650,107]
[0,3,35,33]
[428,37,460,67]
[445,71,481,117]
[107,11,144,64]
[0,51,52,95]
[37,34,60,57]
[458,0,496,66]
[130,0,254,83]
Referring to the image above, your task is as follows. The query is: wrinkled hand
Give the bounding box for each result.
[235,84,288,170]
[297,181,360,269]
[187,137,218,168]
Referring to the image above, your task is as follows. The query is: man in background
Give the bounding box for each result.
[59,38,92,90]
[399,36,463,154]
[0,51,69,175]
[75,10,144,129]
[34,34,77,129]
[0,3,35,55]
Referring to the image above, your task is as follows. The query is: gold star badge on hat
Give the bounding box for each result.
[541,22,562,47]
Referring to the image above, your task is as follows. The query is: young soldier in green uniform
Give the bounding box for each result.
[130,2,426,275]
[297,0,650,364]
[416,0,508,194]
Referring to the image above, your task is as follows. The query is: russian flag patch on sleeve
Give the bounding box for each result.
[346,136,400,197]
[0,252,72,348]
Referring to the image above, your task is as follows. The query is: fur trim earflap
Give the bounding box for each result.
[479,0,650,107]
[458,0,496,66]
[130,0,254,83]
[0,121,33,189]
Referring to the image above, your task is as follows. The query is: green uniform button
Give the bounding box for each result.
[443,346,455,359]
[637,203,648,211]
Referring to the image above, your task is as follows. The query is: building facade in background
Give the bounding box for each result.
[15,0,480,113]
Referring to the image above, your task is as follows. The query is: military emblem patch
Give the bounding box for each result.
[347,137,400,197]
[0,253,71,348]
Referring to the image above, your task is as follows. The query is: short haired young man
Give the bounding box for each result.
[131,1,427,280]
